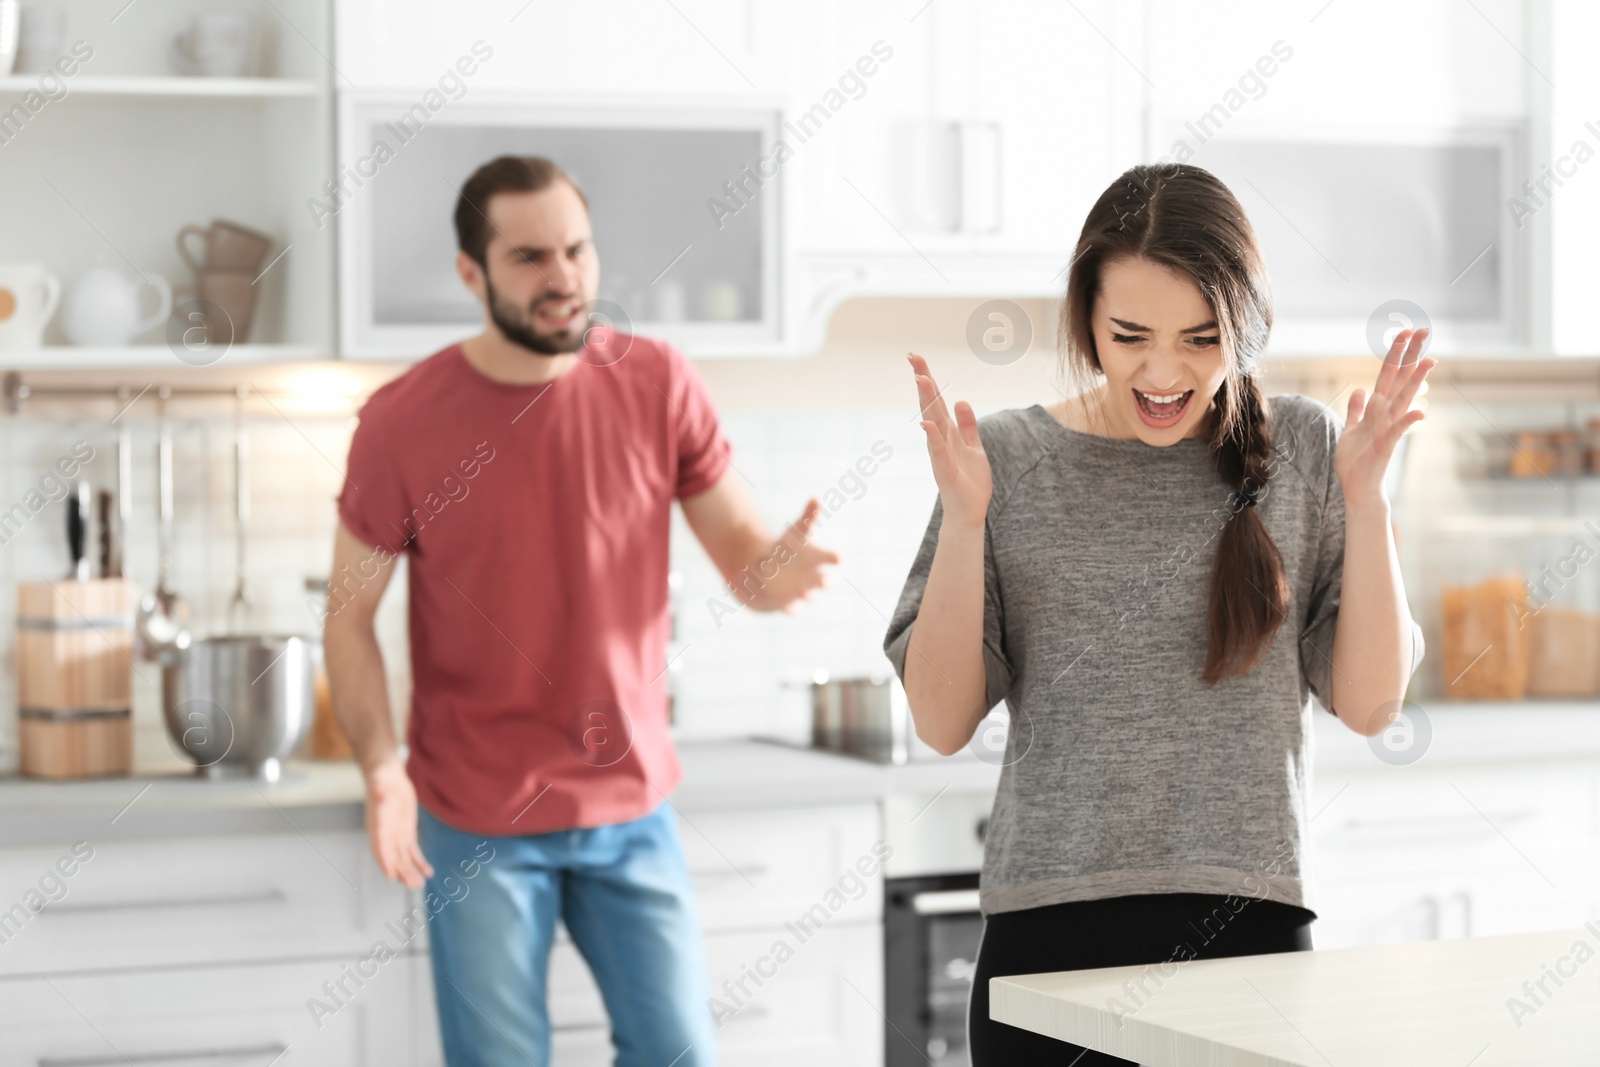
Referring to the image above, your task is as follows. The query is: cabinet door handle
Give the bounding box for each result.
[957,121,1002,234]
[40,889,287,915]
[910,889,982,915]
[40,1042,286,1067]
[1422,894,1441,940]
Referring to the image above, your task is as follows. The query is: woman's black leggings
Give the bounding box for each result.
[969,892,1315,1065]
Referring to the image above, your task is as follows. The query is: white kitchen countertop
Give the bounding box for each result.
[1,701,1595,847]
[0,738,1001,847]
[990,925,1600,1065]
[1310,700,1600,769]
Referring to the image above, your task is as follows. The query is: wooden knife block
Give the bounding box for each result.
[16,579,135,779]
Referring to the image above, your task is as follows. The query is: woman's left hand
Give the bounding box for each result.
[1336,327,1437,508]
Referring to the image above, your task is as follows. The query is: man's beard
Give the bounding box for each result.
[485,276,587,356]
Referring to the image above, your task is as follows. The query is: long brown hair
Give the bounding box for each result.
[1060,163,1288,681]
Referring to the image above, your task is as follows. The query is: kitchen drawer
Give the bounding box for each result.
[0,831,408,976]
[0,955,419,1066]
[1312,766,1598,876]
[711,923,884,1067]
[674,803,885,932]
[1310,763,1600,949]
[410,924,884,1066]
[371,802,885,958]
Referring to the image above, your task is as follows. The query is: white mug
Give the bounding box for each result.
[0,263,62,349]
[0,0,21,78]
[170,12,255,77]
[12,2,63,73]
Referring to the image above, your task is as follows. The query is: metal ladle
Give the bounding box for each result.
[228,385,251,631]
[136,388,191,662]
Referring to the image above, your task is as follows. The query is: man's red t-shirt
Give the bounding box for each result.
[337,331,730,837]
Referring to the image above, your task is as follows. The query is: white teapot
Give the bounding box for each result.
[62,266,172,346]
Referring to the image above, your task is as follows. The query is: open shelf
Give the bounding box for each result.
[0,75,323,99]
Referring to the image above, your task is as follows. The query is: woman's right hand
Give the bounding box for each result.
[909,352,992,531]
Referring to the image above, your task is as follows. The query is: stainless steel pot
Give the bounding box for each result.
[162,634,316,782]
[811,673,910,765]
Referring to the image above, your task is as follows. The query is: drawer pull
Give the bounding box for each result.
[717,1003,772,1024]
[548,1006,771,1036]
[40,889,287,916]
[551,1020,609,1034]
[1329,810,1537,838]
[689,864,769,882]
[40,1042,286,1066]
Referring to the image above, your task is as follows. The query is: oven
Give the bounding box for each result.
[882,790,992,1067]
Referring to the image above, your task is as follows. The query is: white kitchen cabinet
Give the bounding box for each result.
[677,802,884,930]
[1138,0,1547,357]
[0,0,336,371]
[0,830,410,976]
[333,0,784,98]
[404,801,887,1064]
[409,925,884,1067]
[0,955,419,1066]
[1548,0,1600,357]
[787,0,1123,270]
[335,93,786,359]
[330,0,1130,359]
[1144,0,1528,131]
[1310,759,1600,950]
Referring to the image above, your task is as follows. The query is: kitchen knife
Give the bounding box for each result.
[114,422,131,579]
[67,478,90,581]
[97,488,114,580]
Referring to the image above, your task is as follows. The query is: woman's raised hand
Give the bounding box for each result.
[1336,327,1437,508]
[909,352,992,531]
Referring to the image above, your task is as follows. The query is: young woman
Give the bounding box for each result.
[883,163,1434,1064]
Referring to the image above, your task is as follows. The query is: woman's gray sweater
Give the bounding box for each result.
[883,394,1425,916]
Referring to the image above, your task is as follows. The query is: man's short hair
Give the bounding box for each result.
[453,156,588,266]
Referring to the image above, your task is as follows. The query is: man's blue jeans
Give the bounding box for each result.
[418,800,717,1067]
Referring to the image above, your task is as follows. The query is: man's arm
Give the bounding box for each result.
[324,520,433,889]
[679,469,839,613]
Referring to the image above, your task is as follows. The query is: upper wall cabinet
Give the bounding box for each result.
[780,1,1131,308]
[336,94,784,359]
[333,0,786,98]
[330,0,1138,357]
[1139,0,1550,357]
[1143,0,1527,129]
[1548,0,1600,356]
[326,0,1584,360]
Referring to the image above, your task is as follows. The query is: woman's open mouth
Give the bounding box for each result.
[1132,388,1193,428]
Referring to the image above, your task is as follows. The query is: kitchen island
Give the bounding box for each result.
[990,926,1600,1065]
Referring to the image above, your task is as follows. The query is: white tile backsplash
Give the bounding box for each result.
[667,407,937,741]
[0,401,940,773]
[5,374,1593,773]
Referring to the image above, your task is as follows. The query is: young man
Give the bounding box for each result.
[326,156,837,1067]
